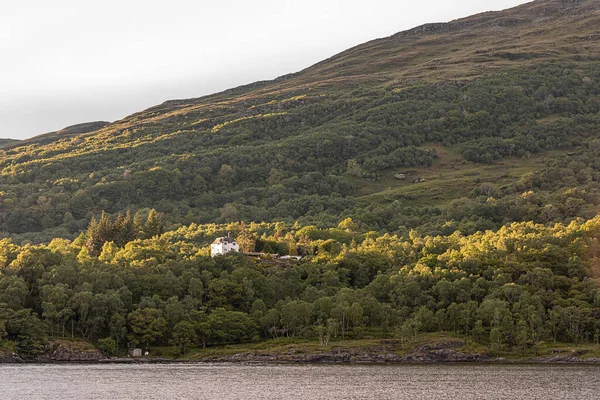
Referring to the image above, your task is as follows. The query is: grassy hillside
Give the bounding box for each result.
[1,0,600,243]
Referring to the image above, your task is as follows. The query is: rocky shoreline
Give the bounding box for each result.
[199,352,600,364]
[0,351,172,364]
[0,352,24,363]
[3,339,600,365]
[200,340,492,364]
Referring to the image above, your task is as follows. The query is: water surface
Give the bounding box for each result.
[1,363,598,399]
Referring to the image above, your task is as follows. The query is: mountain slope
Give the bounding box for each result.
[0,139,20,148]
[1,0,600,243]
[15,121,111,148]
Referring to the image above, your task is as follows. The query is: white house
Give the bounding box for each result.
[211,232,239,257]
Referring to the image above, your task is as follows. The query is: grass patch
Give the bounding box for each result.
[353,145,556,208]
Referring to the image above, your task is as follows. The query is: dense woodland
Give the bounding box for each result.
[2,213,600,357]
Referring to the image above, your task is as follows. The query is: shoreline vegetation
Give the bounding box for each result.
[3,217,600,365]
[4,335,600,365]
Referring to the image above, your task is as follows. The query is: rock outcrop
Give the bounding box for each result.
[196,339,490,364]
[401,340,490,362]
[532,350,600,363]
[35,340,106,362]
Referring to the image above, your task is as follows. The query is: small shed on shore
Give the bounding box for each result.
[131,348,142,357]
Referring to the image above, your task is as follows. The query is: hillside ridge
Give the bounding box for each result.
[61,0,599,135]
[102,0,597,122]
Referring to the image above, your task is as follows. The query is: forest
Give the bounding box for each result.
[2,212,600,357]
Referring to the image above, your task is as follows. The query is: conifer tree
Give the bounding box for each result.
[144,209,164,239]
[96,211,115,245]
[133,212,145,239]
[114,210,136,246]
[84,217,102,256]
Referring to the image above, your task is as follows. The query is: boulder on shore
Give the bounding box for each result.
[0,351,24,363]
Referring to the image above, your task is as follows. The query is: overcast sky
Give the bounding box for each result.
[1,0,529,139]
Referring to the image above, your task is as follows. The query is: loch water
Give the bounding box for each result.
[1,362,599,399]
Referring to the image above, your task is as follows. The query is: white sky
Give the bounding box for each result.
[0,0,529,139]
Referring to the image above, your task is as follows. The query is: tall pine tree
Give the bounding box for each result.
[144,209,164,239]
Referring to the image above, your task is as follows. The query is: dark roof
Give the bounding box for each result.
[212,236,237,245]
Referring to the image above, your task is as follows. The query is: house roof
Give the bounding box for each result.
[212,236,237,245]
